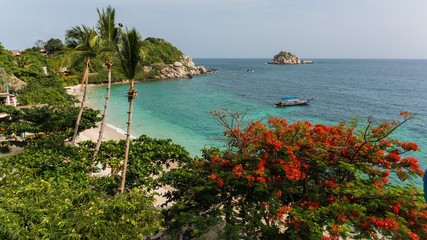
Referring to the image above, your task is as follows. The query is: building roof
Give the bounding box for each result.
[10,50,21,56]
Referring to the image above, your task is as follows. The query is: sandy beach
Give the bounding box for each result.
[66,84,170,207]
[66,84,128,143]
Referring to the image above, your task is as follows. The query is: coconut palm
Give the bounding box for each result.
[116,27,144,193]
[92,6,121,159]
[64,26,100,144]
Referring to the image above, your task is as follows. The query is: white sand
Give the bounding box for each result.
[76,123,127,143]
[66,85,127,143]
[66,84,171,207]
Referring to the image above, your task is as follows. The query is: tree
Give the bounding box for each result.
[0,134,163,239]
[0,105,99,142]
[44,38,64,54]
[92,5,121,159]
[116,27,144,193]
[162,111,427,239]
[64,25,100,144]
[34,39,46,49]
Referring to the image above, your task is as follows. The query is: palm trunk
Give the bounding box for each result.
[119,81,137,193]
[71,60,90,145]
[93,63,112,159]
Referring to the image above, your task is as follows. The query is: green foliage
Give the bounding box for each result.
[0,104,19,115]
[2,31,186,87]
[0,43,15,73]
[79,135,192,190]
[0,134,163,239]
[17,75,74,105]
[141,37,183,65]
[0,105,100,138]
[0,129,193,238]
[275,50,297,59]
[18,87,70,106]
[44,38,64,54]
[11,49,51,80]
[1,45,77,106]
[118,28,144,80]
[0,142,10,153]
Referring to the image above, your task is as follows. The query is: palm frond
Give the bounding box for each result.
[62,27,100,69]
[117,28,144,80]
[97,5,119,44]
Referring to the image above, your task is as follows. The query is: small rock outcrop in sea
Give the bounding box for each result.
[149,56,214,80]
[268,50,313,64]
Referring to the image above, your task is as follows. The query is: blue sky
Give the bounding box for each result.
[1,0,426,58]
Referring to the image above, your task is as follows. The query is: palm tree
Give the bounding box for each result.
[65,26,100,144]
[92,6,121,159]
[117,27,144,193]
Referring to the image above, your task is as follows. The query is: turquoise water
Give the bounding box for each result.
[87,59,427,184]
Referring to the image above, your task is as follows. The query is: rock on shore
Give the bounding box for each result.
[147,56,214,80]
[268,50,313,64]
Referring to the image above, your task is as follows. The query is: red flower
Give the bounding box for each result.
[324,180,339,189]
[216,177,224,188]
[211,155,219,162]
[209,173,217,179]
[277,205,292,219]
[330,224,341,235]
[232,164,243,177]
[337,215,347,223]
[401,142,419,151]
[369,216,399,230]
[392,203,401,214]
[385,151,401,163]
[301,201,320,209]
[407,231,420,240]
[327,195,336,203]
[401,157,422,172]
[400,111,409,116]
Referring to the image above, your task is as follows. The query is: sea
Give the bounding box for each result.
[87,59,427,186]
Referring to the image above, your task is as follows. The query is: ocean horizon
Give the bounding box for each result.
[87,58,427,186]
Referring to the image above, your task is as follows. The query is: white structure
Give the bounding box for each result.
[0,67,17,107]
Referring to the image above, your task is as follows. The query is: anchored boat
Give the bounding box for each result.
[274,97,312,107]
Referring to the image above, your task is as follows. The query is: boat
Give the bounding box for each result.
[274,97,312,107]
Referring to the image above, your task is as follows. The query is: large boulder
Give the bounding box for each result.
[155,56,214,80]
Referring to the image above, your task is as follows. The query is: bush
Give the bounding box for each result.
[0,142,11,153]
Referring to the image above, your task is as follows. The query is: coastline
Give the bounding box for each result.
[66,84,170,207]
[66,84,128,143]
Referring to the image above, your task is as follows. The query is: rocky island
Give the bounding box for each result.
[268,50,313,64]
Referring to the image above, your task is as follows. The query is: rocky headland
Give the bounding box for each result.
[268,50,313,64]
[144,56,214,80]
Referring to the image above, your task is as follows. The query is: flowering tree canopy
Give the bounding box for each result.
[162,111,426,240]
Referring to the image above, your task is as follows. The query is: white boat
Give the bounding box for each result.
[274,97,312,107]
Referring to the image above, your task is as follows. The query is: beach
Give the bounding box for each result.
[66,84,171,207]
[66,84,128,143]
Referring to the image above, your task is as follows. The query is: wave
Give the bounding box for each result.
[106,123,137,139]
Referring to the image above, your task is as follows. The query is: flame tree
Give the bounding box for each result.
[162,111,427,240]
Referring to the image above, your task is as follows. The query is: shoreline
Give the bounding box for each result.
[66,84,128,143]
[67,84,171,207]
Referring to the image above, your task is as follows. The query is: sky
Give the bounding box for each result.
[1,0,427,59]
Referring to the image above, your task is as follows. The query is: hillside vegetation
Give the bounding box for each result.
[0,36,187,105]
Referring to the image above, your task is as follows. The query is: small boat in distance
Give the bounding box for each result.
[274,96,312,107]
